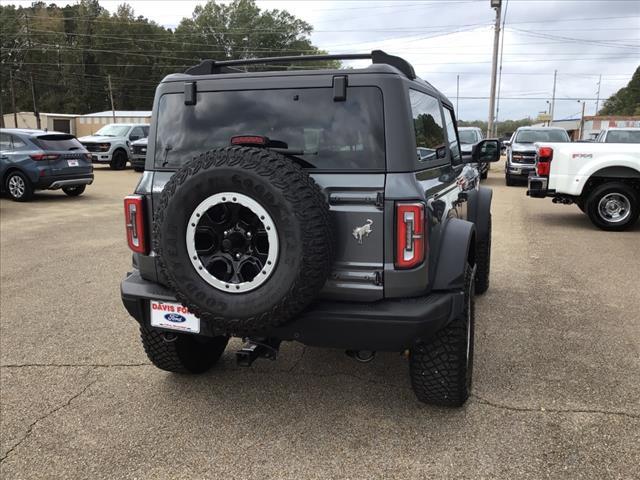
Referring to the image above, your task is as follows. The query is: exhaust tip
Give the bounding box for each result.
[346,350,376,363]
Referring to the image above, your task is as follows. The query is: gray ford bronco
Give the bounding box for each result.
[120,51,500,407]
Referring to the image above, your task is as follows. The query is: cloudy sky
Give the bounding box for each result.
[8,0,640,120]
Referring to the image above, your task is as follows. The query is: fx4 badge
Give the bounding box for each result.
[352,219,373,244]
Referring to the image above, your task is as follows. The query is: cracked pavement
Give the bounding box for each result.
[1,163,639,479]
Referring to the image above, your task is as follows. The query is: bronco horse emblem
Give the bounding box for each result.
[352,219,373,244]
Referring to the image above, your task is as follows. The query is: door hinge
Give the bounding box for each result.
[375,192,384,209]
[374,270,384,286]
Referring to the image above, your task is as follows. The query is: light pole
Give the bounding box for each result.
[487,0,502,138]
[578,100,586,141]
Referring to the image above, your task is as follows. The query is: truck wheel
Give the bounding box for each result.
[110,150,128,170]
[475,215,491,295]
[586,182,639,231]
[409,263,475,407]
[140,325,228,373]
[505,173,514,186]
[154,146,333,335]
[5,171,34,202]
[62,185,86,197]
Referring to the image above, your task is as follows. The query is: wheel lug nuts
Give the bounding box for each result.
[246,232,252,238]
[235,253,241,260]
[224,230,228,236]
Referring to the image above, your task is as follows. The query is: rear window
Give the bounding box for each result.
[605,130,640,143]
[155,87,385,170]
[34,135,85,151]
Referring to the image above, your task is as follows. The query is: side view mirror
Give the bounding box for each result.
[472,139,501,163]
[503,140,511,147]
[436,145,447,159]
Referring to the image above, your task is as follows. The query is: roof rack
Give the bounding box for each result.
[184,50,416,80]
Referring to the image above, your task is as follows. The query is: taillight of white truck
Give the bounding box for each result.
[536,146,553,176]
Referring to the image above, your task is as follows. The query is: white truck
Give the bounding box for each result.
[79,123,149,170]
[527,142,640,231]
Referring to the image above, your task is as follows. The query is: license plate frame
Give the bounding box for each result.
[150,300,200,334]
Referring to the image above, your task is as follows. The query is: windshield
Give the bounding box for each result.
[515,129,569,143]
[94,125,130,137]
[155,87,385,170]
[605,130,640,143]
[458,130,478,144]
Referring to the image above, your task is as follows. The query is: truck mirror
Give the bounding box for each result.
[472,139,500,163]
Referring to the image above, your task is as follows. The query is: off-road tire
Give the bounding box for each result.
[110,149,128,170]
[409,263,475,407]
[140,325,228,373]
[5,171,34,202]
[585,182,639,231]
[62,185,86,197]
[154,146,333,335]
[475,214,491,294]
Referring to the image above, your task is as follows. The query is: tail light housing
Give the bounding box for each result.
[124,195,147,254]
[30,153,60,161]
[536,146,553,176]
[395,202,426,269]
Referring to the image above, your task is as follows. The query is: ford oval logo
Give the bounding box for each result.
[165,313,186,323]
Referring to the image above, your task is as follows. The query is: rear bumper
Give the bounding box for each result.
[121,270,465,352]
[526,176,554,198]
[38,173,94,189]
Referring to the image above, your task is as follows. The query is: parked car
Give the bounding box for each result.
[120,50,501,407]
[130,137,147,172]
[1,128,93,202]
[504,127,570,186]
[527,142,640,231]
[79,123,149,170]
[593,127,640,144]
[459,126,489,179]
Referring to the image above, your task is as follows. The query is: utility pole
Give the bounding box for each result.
[487,0,502,138]
[9,69,18,128]
[30,74,40,130]
[456,74,460,119]
[494,0,508,137]
[578,101,586,140]
[107,75,116,123]
[595,74,602,115]
[25,11,40,129]
[549,69,557,124]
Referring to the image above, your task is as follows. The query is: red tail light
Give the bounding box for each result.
[30,153,60,161]
[124,195,147,254]
[395,202,426,269]
[536,146,553,176]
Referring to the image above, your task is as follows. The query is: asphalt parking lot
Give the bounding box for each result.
[1,161,639,479]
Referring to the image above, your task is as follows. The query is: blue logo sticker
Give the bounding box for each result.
[164,313,186,323]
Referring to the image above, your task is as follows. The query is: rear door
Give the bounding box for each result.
[33,134,92,176]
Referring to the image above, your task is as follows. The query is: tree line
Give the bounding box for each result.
[0,0,336,117]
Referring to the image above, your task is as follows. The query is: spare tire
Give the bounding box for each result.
[154,146,333,334]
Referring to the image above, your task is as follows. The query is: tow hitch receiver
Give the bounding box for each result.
[236,338,281,367]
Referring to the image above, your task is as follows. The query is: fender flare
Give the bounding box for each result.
[432,218,476,291]
[466,186,492,241]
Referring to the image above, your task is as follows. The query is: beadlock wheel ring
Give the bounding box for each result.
[186,192,279,293]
